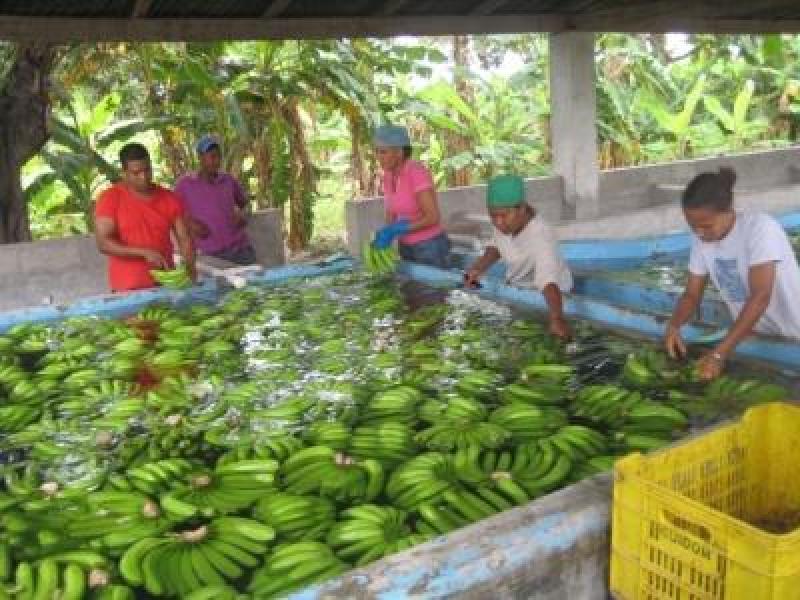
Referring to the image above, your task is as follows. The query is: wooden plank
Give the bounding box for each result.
[471,0,510,16]
[373,0,412,16]
[0,14,570,42]
[262,0,294,18]
[131,0,153,18]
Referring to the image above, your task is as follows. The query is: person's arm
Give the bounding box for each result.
[665,273,708,359]
[95,216,168,268]
[697,262,776,379]
[407,189,440,232]
[232,177,250,227]
[542,283,570,339]
[173,215,197,281]
[465,247,501,287]
[185,216,210,239]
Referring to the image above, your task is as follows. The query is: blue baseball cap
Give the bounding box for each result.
[373,124,411,148]
[196,134,220,154]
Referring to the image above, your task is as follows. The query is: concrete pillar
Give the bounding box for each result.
[246,208,285,267]
[549,32,599,220]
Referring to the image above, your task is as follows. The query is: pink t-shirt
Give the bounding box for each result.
[382,160,443,245]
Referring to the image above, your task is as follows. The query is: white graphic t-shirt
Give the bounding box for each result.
[688,212,800,339]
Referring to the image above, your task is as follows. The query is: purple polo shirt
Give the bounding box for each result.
[175,172,249,255]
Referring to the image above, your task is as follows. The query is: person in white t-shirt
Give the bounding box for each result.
[665,167,800,380]
[464,174,573,339]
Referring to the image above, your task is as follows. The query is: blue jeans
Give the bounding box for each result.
[398,232,451,268]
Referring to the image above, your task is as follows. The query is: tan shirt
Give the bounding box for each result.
[490,215,573,292]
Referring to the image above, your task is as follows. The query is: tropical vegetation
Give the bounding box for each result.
[2,33,800,250]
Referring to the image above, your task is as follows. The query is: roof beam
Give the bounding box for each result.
[373,0,412,16]
[4,12,800,41]
[571,14,800,32]
[0,14,570,42]
[471,0,510,16]
[262,0,294,18]
[131,0,152,18]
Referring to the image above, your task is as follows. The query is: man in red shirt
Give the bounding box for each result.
[94,143,196,292]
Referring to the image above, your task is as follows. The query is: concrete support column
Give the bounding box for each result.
[549,32,599,220]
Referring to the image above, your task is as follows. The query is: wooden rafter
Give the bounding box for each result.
[262,0,295,18]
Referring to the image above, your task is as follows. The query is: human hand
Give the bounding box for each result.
[140,249,168,269]
[664,323,687,360]
[549,316,572,340]
[463,268,483,289]
[186,262,198,283]
[695,351,725,381]
[188,217,210,239]
[374,219,411,249]
[232,208,248,228]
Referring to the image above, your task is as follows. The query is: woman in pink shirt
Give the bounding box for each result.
[372,125,450,268]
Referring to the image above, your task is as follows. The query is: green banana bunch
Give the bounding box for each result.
[414,421,510,452]
[253,492,336,541]
[500,382,567,406]
[91,584,137,600]
[150,266,193,290]
[247,541,349,598]
[540,425,609,462]
[328,505,432,566]
[360,385,422,424]
[488,404,566,443]
[304,421,352,450]
[348,423,417,464]
[125,459,198,496]
[121,517,273,596]
[5,559,90,600]
[513,439,573,498]
[163,459,278,515]
[361,242,400,276]
[454,369,504,397]
[387,452,462,510]
[281,446,384,502]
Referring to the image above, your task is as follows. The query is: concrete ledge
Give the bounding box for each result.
[0,208,285,312]
[559,182,800,240]
[292,474,612,600]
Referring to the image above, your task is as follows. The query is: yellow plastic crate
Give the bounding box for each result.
[611,402,800,600]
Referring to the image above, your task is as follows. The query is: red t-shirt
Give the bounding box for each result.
[94,183,184,292]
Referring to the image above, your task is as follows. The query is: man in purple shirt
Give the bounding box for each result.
[175,135,256,265]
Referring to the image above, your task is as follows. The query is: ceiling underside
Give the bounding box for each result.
[3,0,800,41]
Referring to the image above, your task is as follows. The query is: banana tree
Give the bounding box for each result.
[639,75,709,159]
[703,79,769,149]
[24,88,175,235]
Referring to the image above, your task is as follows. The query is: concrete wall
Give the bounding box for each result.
[247,209,285,266]
[295,474,612,600]
[346,146,800,250]
[0,208,284,312]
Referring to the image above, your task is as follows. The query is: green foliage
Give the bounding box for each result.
[17,34,800,245]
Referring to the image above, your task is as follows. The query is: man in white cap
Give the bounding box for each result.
[175,135,256,265]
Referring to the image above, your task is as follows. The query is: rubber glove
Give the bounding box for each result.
[373,219,410,249]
